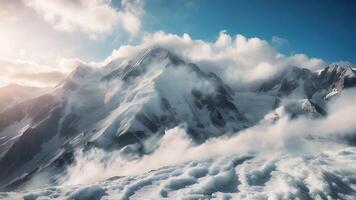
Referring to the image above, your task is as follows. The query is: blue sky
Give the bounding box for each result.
[142,0,356,63]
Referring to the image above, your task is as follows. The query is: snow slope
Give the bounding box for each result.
[0,46,356,199]
[0,47,250,191]
[1,147,355,200]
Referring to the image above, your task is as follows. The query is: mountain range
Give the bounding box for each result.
[0,47,355,199]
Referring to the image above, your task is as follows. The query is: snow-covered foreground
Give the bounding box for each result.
[1,147,355,200]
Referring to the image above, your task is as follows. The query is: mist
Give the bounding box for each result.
[63,88,356,186]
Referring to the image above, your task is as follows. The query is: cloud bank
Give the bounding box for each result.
[0,58,82,87]
[0,0,145,66]
[60,33,354,185]
[25,0,144,38]
[64,88,356,185]
[107,31,326,89]
[0,30,329,88]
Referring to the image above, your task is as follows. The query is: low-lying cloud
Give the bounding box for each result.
[0,30,328,88]
[64,88,356,186]
[108,31,326,90]
[25,0,144,38]
[0,58,81,87]
[0,0,145,67]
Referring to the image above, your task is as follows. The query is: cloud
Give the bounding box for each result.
[0,0,145,70]
[0,0,144,41]
[119,0,144,37]
[64,88,356,185]
[271,36,289,48]
[0,30,334,90]
[107,31,327,90]
[25,0,144,38]
[0,59,78,87]
[61,32,355,185]
[0,2,329,87]
[14,71,66,85]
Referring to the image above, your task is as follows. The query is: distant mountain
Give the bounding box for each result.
[0,46,355,192]
[259,65,356,104]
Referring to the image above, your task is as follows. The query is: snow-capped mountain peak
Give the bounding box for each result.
[0,47,355,198]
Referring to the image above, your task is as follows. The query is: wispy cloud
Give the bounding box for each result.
[108,31,326,89]
[0,0,145,66]
[271,36,289,48]
[24,0,144,38]
[0,59,78,87]
[64,88,356,185]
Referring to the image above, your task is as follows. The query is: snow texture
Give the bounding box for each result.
[1,148,355,200]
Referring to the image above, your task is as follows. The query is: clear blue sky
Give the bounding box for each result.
[140,0,356,63]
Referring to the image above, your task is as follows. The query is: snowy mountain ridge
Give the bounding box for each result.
[0,46,355,199]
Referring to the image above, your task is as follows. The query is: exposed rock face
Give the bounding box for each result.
[259,65,356,107]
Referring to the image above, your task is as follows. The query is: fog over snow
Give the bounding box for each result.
[63,88,356,184]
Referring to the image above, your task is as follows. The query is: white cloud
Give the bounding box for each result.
[288,54,325,71]
[60,32,356,185]
[119,0,144,37]
[0,0,146,87]
[64,88,356,185]
[0,58,80,87]
[0,0,330,89]
[271,36,289,48]
[25,0,144,38]
[0,30,332,89]
[107,31,327,89]
[0,0,145,71]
